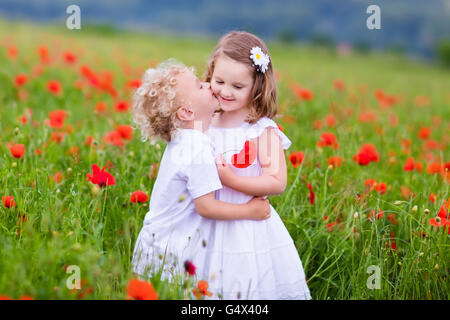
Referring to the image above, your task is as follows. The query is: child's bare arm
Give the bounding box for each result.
[216,128,287,196]
[193,193,270,220]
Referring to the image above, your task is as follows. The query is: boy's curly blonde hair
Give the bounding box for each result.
[132,59,193,143]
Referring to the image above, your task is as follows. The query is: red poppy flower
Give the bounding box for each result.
[353,151,371,166]
[17,212,27,224]
[49,171,64,184]
[429,217,445,227]
[444,162,450,173]
[387,214,398,225]
[127,79,142,89]
[423,139,445,152]
[333,79,345,91]
[438,201,449,220]
[114,100,129,113]
[69,279,93,299]
[47,80,62,95]
[50,132,65,144]
[427,162,443,175]
[365,179,377,191]
[374,89,398,109]
[103,131,124,147]
[429,214,450,234]
[387,232,397,250]
[147,163,159,180]
[374,182,387,195]
[291,83,314,101]
[327,156,342,169]
[95,101,107,113]
[63,51,77,64]
[325,115,336,127]
[86,164,116,187]
[358,111,377,123]
[7,45,18,59]
[307,183,315,205]
[116,125,133,141]
[368,209,384,221]
[126,279,159,300]
[2,196,16,208]
[353,143,379,165]
[192,280,213,298]
[429,193,437,203]
[400,186,415,199]
[74,80,84,90]
[17,115,28,124]
[418,127,431,140]
[130,191,149,203]
[184,260,196,276]
[67,146,79,157]
[326,221,336,232]
[389,113,398,127]
[85,136,95,147]
[14,74,28,87]
[9,144,25,158]
[80,65,101,88]
[289,151,304,168]
[317,132,338,150]
[276,123,284,132]
[47,110,67,128]
[300,88,313,100]
[38,46,49,64]
[403,157,415,171]
[414,161,423,172]
[313,120,322,130]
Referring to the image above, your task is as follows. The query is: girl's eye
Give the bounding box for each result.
[216,80,223,85]
[234,85,242,89]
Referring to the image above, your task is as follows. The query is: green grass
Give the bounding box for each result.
[0,19,449,300]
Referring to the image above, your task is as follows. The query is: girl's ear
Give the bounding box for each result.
[176,106,195,121]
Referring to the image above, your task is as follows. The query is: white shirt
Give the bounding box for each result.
[133,128,222,279]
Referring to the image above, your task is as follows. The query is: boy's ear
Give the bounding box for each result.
[176,106,195,121]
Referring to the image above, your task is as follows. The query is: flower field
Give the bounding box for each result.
[0,19,449,300]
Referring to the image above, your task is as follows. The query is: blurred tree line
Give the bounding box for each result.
[0,0,449,61]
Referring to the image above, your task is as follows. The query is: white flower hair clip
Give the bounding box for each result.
[250,46,270,73]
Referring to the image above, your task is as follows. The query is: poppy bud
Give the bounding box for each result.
[184,260,196,276]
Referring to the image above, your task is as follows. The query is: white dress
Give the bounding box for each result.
[205,116,312,300]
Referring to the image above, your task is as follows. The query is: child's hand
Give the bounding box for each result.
[215,154,237,187]
[246,196,271,220]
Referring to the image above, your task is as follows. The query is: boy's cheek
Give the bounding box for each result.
[210,84,219,95]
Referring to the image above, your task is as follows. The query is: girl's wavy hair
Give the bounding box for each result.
[204,31,277,123]
[132,59,193,143]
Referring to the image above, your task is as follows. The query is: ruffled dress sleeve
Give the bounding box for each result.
[247,117,292,150]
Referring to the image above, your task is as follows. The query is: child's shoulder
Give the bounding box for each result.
[250,116,276,128]
[247,116,291,149]
[247,116,280,134]
[169,129,215,161]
